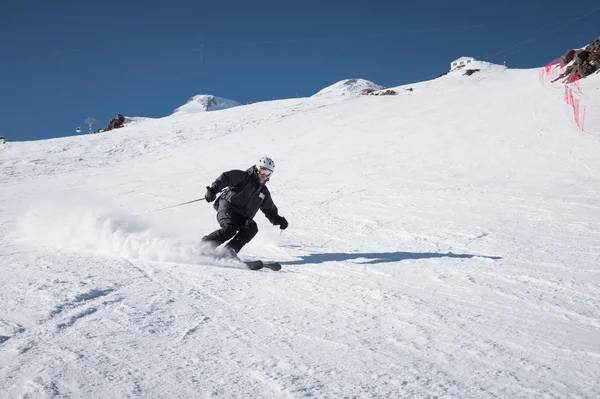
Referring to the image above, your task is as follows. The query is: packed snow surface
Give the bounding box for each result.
[1,65,600,398]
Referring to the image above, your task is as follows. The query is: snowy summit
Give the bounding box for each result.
[173,94,241,114]
[312,78,385,97]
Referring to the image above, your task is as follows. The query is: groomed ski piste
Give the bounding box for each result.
[1,62,599,398]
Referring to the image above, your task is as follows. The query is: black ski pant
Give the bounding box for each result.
[202,202,258,253]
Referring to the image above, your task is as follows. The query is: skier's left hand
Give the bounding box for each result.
[277,216,288,230]
[204,186,217,203]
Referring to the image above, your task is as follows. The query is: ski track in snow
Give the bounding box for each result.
[1,64,600,398]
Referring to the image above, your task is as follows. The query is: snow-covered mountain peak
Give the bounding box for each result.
[312,78,385,97]
[173,94,241,114]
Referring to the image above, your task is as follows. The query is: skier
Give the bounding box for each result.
[202,156,288,258]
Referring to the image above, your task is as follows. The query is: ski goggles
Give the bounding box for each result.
[257,167,273,178]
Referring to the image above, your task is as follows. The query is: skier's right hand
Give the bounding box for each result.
[204,186,217,203]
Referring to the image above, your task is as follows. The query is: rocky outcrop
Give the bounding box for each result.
[93,114,126,134]
[361,88,397,96]
[556,38,599,81]
[560,49,577,66]
[106,114,126,131]
[463,69,481,76]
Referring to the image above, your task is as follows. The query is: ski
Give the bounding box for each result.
[263,262,282,271]
[243,260,264,270]
[204,248,281,271]
[243,260,282,271]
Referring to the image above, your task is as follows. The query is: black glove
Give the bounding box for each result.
[204,186,217,203]
[276,216,288,230]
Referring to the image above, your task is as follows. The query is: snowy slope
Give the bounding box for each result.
[579,72,600,132]
[173,94,241,114]
[1,64,600,398]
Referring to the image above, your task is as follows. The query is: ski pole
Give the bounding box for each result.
[147,198,205,213]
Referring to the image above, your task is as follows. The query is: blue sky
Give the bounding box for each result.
[1,0,599,141]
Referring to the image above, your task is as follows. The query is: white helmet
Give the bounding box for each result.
[256,156,275,172]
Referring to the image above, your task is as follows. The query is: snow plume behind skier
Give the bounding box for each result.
[201,156,288,258]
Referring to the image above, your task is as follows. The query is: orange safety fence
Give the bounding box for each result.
[539,60,597,134]
[538,59,562,83]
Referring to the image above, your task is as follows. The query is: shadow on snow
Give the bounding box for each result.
[281,251,502,266]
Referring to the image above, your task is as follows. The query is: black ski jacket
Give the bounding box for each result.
[209,166,280,223]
